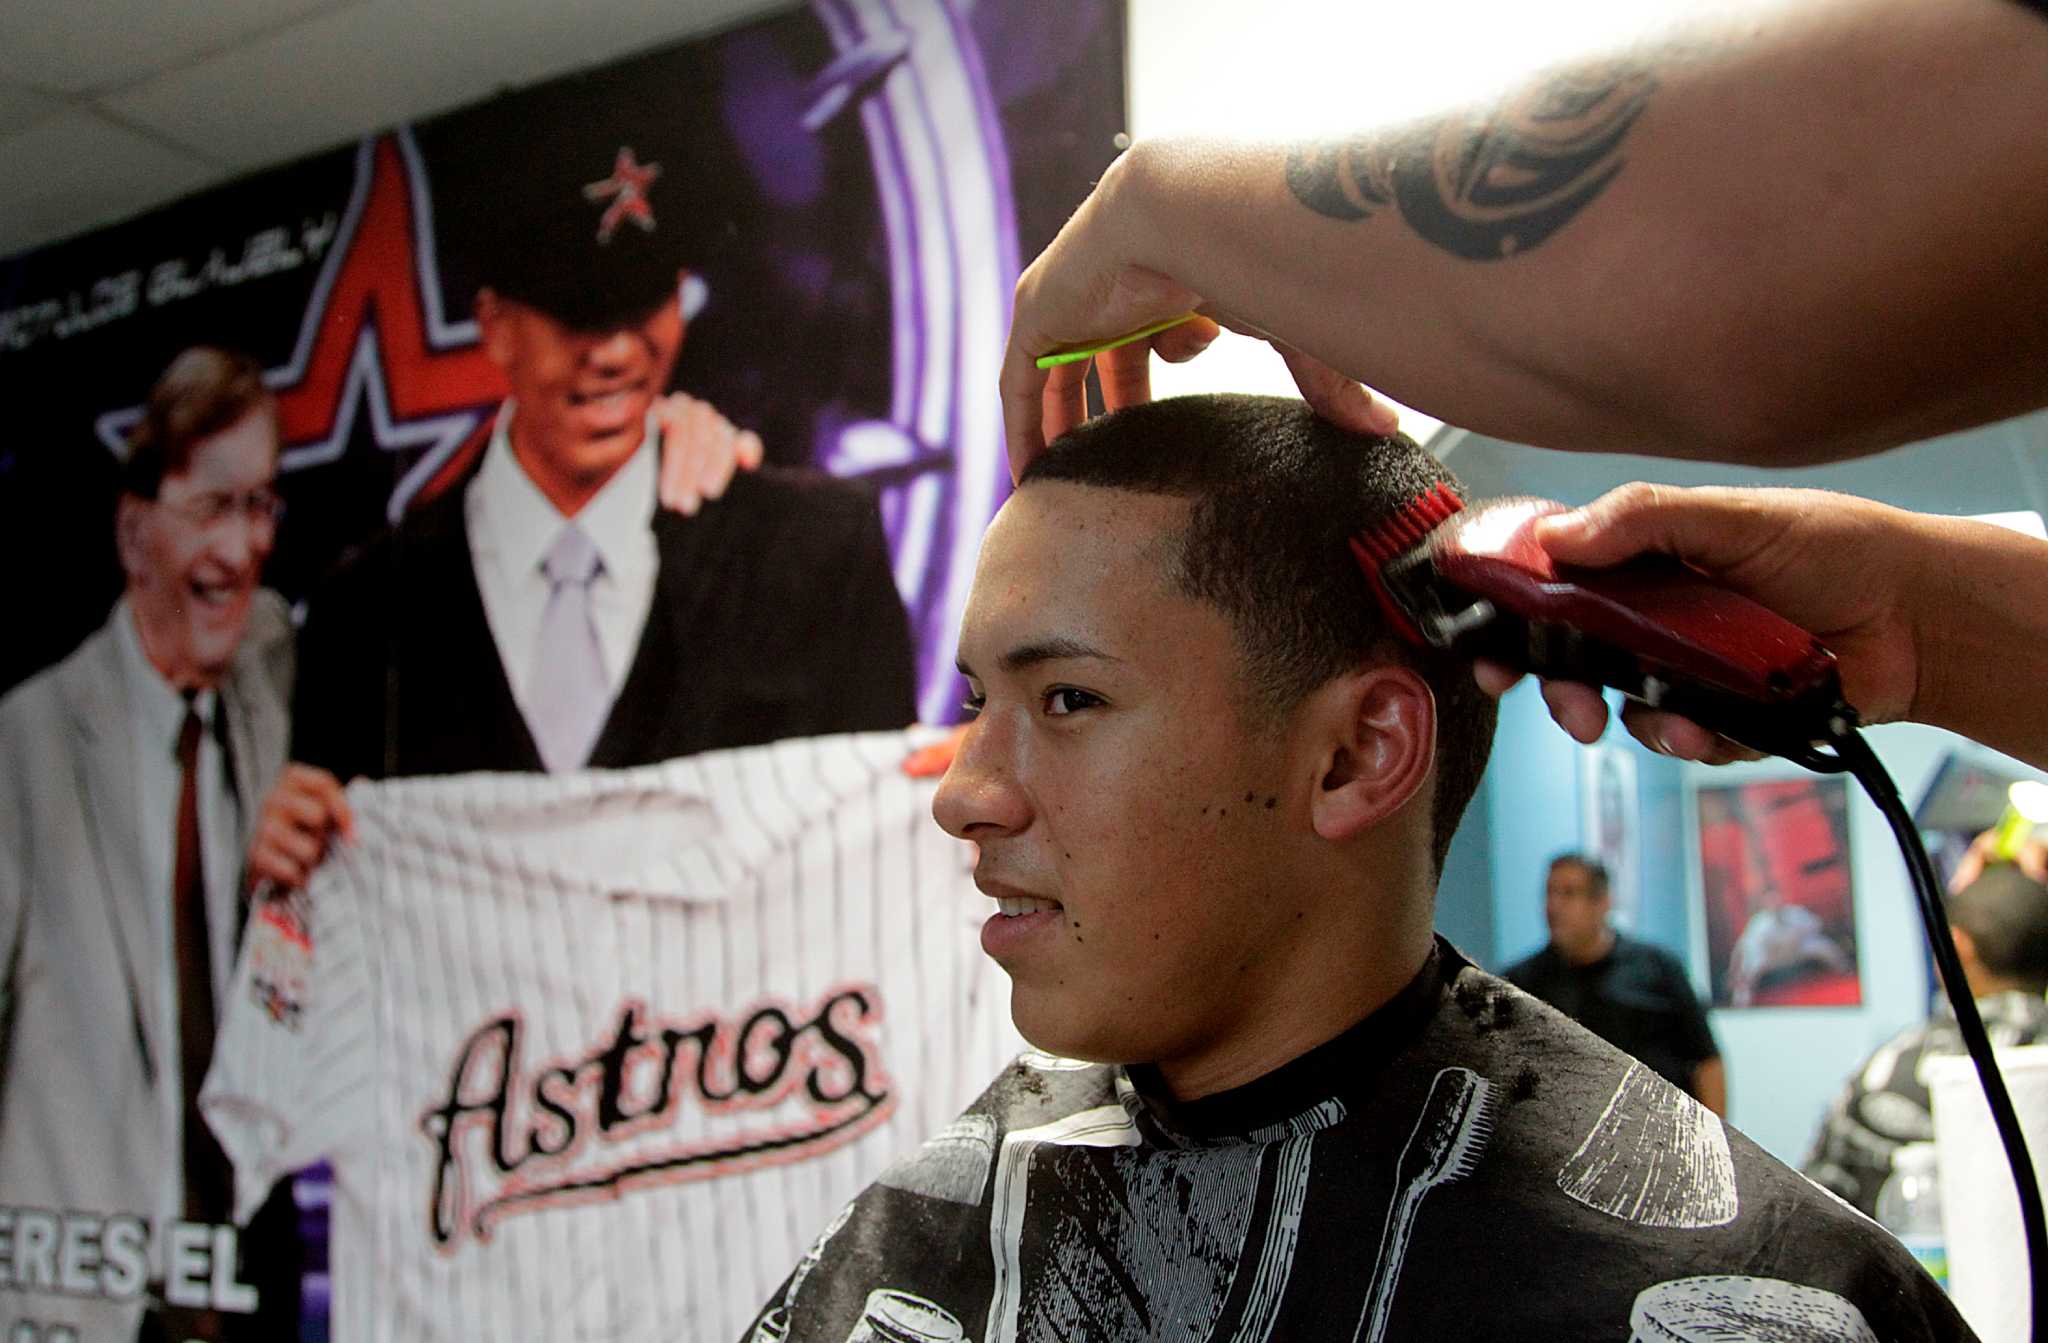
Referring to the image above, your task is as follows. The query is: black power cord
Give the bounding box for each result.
[1831,726,2047,1340]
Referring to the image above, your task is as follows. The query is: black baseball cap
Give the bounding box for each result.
[433,48,745,333]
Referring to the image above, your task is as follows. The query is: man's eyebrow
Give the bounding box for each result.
[956,637,1122,678]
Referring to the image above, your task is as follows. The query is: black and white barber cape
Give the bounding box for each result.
[743,940,1970,1342]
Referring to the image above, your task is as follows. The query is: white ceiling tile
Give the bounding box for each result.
[0,0,358,97]
[101,2,509,176]
[0,111,216,257]
[11,0,796,254]
[445,0,795,90]
[104,0,793,178]
[0,80,64,137]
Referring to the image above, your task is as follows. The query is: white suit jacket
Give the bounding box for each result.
[0,592,291,1338]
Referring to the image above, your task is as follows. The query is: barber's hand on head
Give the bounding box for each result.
[654,392,763,516]
[1471,484,1923,765]
[999,153,1397,482]
[247,764,356,892]
[1947,825,2048,895]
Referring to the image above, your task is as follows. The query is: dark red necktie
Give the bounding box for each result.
[173,702,234,1225]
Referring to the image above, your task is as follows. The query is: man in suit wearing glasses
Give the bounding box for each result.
[0,346,301,1341]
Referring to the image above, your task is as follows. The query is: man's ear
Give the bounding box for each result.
[475,288,512,368]
[1308,664,1436,843]
[1949,924,1981,979]
[114,494,147,582]
[676,267,707,322]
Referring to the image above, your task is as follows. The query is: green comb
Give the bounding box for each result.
[1034,312,1200,369]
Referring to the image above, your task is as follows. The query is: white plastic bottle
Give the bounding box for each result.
[1875,1140,1949,1291]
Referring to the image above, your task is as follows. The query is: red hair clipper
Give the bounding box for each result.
[1351,487,1855,767]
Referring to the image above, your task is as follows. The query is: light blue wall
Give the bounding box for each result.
[1471,696,2029,1164]
[1439,411,2048,520]
[1439,406,2048,1166]
[1484,679,1584,968]
[1635,747,1691,955]
[1483,685,1691,973]
[1435,764,1496,960]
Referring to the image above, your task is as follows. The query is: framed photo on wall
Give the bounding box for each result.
[1580,742,1640,932]
[1695,777,1862,1008]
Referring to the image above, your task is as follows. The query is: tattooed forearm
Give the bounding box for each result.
[1283,140,1392,222]
[1285,61,1657,261]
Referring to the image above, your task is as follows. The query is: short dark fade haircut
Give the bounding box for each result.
[1020,393,1497,871]
[1952,865,2048,991]
[122,347,276,500]
[1548,852,1613,898]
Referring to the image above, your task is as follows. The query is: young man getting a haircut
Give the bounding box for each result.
[744,395,1963,1341]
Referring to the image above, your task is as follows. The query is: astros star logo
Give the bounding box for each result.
[94,130,507,522]
[582,147,662,244]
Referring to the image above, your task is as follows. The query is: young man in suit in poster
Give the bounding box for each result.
[252,128,918,884]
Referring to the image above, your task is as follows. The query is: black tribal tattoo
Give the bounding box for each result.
[1285,63,1657,261]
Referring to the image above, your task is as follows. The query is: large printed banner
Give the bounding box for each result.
[0,2,1123,1338]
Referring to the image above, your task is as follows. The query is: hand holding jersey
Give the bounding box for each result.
[246,764,355,891]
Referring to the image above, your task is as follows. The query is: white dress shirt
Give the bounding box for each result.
[465,402,660,722]
[114,597,243,1232]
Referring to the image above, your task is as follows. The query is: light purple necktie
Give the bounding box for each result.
[529,523,609,772]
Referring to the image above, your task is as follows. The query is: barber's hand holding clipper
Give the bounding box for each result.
[1473,484,2048,774]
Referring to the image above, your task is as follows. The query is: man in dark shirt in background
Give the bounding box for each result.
[1505,853,1727,1115]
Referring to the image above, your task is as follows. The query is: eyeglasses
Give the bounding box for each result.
[155,487,286,538]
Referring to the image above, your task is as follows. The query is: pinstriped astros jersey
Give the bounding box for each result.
[201,729,1023,1342]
